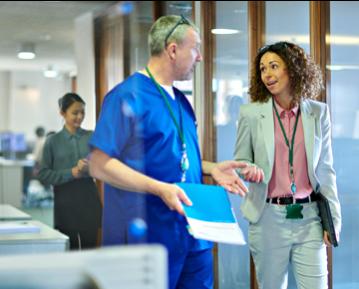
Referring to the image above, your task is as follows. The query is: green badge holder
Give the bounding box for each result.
[286,204,303,219]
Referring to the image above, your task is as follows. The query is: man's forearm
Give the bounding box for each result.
[89,149,162,195]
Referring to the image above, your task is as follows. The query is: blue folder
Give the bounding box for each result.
[176,183,235,223]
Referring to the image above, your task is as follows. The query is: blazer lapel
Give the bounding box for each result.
[301,100,316,181]
[259,99,275,176]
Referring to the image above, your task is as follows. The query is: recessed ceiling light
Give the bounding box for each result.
[17,43,36,60]
[44,66,58,78]
[40,34,52,41]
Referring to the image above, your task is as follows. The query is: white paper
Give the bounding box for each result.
[186,217,246,245]
[177,183,246,245]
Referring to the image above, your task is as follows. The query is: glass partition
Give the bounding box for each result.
[265,2,309,288]
[128,2,153,74]
[214,2,249,288]
[330,1,359,288]
[266,1,310,53]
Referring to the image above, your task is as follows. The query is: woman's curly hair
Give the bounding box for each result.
[249,41,324,104]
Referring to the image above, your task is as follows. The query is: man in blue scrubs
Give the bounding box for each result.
[89,15,248,289]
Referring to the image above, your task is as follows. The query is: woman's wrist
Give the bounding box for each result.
[202,161,216,176]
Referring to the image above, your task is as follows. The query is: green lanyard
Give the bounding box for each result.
[145,67,189,182]
[272,98,300,194]
[145,67,185,145]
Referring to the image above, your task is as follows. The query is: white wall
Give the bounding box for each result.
[8,71,71,143]
[75,12,96,131]
[2,12,97,144]
[0,71,10,131]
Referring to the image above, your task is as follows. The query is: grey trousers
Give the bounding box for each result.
[249,202,327,289]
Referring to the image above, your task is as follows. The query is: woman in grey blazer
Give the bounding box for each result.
[234,42,341,289]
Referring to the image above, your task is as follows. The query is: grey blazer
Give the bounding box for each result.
[234,98,342,233]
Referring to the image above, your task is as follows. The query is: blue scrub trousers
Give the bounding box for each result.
[169,248,213,289]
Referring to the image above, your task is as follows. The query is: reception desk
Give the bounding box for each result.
[0,220,69,255]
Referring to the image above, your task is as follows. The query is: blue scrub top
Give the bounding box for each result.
[89,72,212,254]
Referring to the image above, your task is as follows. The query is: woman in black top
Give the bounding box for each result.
[38,93,102,249]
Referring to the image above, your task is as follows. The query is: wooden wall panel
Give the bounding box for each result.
[310,2,333,289]
[310,1,331,104]
[199,2,218,288]
[94,11,126,212]
[201,1,216,165]
[248,1,265,71]
[248,3,265,289]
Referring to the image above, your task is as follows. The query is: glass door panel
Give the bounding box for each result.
[264,2,309,288]
[214,2,249,288]
[330,2,359,288]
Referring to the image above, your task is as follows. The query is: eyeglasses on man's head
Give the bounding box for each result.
[164,14,191,47]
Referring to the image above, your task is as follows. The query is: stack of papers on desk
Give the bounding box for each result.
[177,183,246,245]
[0,222,40,234]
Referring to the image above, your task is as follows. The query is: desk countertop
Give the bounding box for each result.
[0,204,31,221]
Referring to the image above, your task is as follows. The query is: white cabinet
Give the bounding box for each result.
[0,159,33,208]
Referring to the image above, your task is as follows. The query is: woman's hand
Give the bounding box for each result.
[71,166,82,178]
[323,230,340,246]
[239,164,264,183]
[210,161,249,196]
[77,158,89,173]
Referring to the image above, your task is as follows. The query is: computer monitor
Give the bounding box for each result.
[0,132,27,159]
[11,133,27,152]
[0,132,11,153]
[0,245,167,289]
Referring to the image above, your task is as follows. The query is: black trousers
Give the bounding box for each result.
[54,178,102,250]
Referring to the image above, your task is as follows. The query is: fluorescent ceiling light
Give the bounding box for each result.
[17,43,36,60]
[17,52,36,60]
[327,35,359,45]
[327,65,359,71]
[211,29,240,35]
[268,34,359,45]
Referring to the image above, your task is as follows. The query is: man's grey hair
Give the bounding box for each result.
[148,15,199,56]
